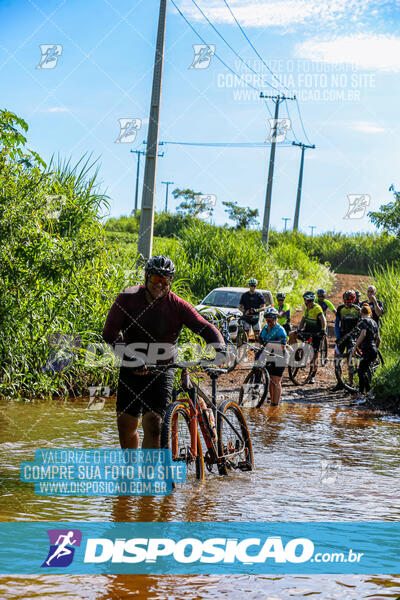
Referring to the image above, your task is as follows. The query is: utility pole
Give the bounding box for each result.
[137,0,168,259]
[282,217,290,231]
[292,141,315,232]
[161,180,174,212]
[260,93,296,247]
[130,147,146,215]
[309,225,316,236]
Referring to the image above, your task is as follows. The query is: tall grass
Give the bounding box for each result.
[110,221,333,308]
[370,265,400,404]
[269,231,400,275]
[106,213,400,276]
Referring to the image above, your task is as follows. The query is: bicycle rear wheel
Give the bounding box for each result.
[238,368,269,408]
[334,353,358,393]
[288,343,315,386]
[337,349,385,393]
[161,401,205,481]
[216,399,254,475]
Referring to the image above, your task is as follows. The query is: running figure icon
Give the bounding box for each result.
[42,529,82,568]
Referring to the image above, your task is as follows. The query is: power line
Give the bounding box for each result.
[189,0,282,95]
[222,0,313,147]
[222,0,290,93]
[170,0,273,117]
[159,140,293,148]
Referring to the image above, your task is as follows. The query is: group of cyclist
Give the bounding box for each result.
[103,255,384,451]
[238,278,384,406]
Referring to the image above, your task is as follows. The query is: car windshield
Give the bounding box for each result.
[200,290,242,309]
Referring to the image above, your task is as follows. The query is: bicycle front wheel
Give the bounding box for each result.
[161,401,205,481]
[238,368,269,408]
[288,343,315,386]
[320,335,328,367]
[217,399,254,475]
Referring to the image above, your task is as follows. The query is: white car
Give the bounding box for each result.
[195,287,274,341]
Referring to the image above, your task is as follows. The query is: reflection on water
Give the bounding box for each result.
[0,397,400,598]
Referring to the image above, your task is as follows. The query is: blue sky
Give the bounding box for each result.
[1,0,399,234]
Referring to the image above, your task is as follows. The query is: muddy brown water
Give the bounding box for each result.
[1,394,400,599]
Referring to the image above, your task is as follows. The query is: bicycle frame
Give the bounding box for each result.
[173,369,248,469]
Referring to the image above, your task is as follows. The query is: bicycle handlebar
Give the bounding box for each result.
[140,361,228,376]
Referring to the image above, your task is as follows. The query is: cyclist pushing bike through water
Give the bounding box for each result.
[102,256,226,450]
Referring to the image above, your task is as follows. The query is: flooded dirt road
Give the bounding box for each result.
[1,395,400,599]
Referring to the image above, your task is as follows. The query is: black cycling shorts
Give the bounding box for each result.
[298,330,323,352]
[116,367,175,418]
[265,362,285,377]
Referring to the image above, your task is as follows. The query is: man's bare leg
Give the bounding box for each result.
[117,413,140,449]
[142,411,162,449]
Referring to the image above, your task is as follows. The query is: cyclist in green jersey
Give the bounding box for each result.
[276,292,291,336]
[317,289,336,317]
[331,289,361,391]
[289,291,327,384]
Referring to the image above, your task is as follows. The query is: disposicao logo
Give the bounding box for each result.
[83,536,314,564]
[41,529,82,567]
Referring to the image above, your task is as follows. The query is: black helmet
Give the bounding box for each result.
[276,292,286,300]
[317,288,326,297]
[145,255,175,278]
[303,291,316,301]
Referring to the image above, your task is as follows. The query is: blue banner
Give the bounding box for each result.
[20,449,186,496]
[0,522,399,574]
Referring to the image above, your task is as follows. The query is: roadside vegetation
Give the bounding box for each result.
[106,208,400,277]
[0,110,331,400]
[269,231,400,275]
[4,108,397,403]
[370,265,400,404]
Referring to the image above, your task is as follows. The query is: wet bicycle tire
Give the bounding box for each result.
[161,401,205,481]
[236,328,248,348]
[238,368,269,408]
[216,399,254,475]
[335,349,384,393]
[288,344,315,386]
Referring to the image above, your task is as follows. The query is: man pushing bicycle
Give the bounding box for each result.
[289,291,327,384]
[103,256,224,450]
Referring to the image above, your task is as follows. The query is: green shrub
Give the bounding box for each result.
[370,264,400,404]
